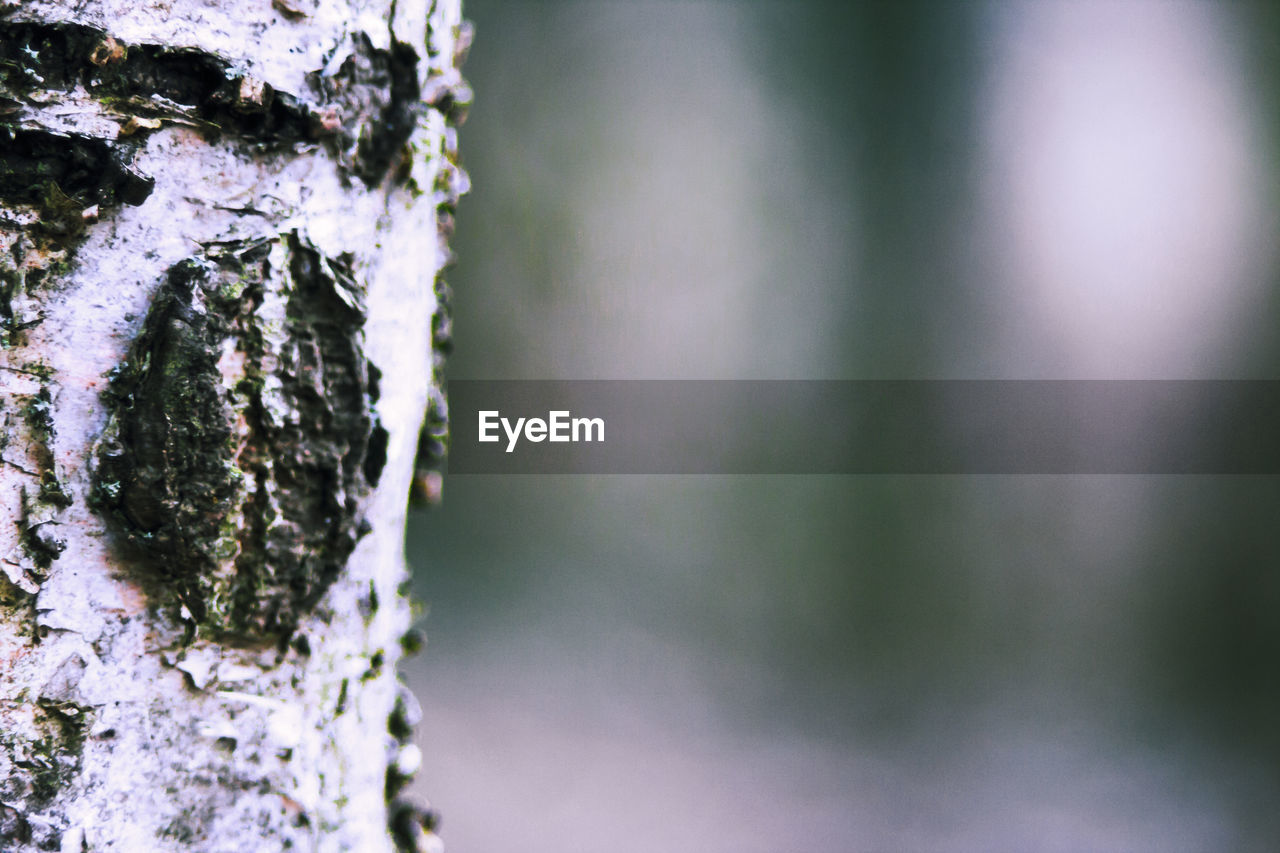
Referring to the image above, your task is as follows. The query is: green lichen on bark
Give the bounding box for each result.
[0,372,71,580]
[0,698,90,847]
[2,217,83,349]
[407,17,470,507]
[92,232,385,641]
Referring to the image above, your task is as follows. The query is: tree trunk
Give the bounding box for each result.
[0,1,467,849]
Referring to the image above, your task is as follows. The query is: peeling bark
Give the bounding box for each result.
[0,1,467,850]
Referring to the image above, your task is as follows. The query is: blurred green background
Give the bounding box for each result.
[404,2,1280,850]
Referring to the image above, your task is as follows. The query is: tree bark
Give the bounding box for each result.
[0,1,467,850]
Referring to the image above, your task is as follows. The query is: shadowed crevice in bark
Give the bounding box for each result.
[0,20,426,186]
[0,128,153,211]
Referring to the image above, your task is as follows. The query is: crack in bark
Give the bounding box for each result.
[0,127,153,211]
[0,20,428,188]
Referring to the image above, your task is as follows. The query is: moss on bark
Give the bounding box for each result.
[93,233,386,641]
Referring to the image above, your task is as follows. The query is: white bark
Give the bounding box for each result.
[0,1,467,850]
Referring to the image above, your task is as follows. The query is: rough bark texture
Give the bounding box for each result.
[0,1,468,850]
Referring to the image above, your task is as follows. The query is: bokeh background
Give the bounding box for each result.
[404,2,1280,850]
